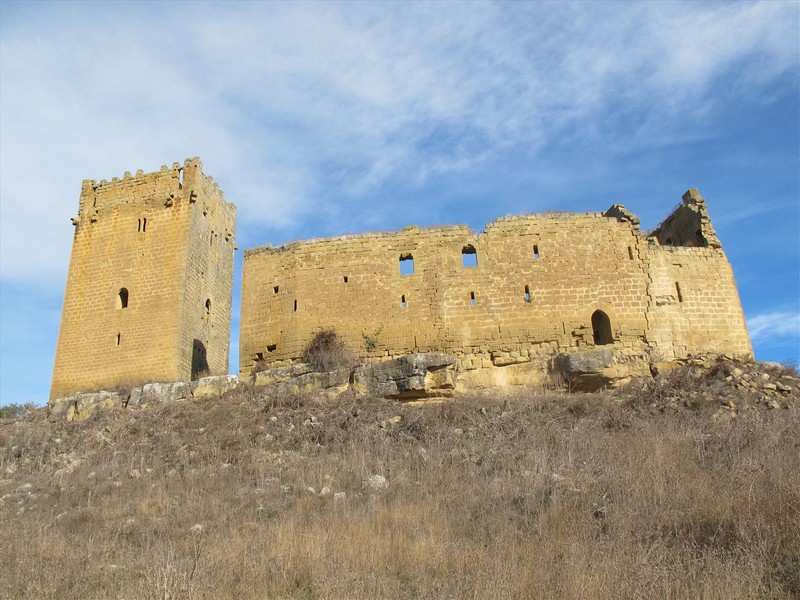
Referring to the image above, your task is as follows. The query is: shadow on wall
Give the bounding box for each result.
[192,339,209,380]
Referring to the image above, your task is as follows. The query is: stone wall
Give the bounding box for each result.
[50,158,236,400]
[240,189,752,378]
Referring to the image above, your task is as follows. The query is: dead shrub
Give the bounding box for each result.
[303,329,355,372]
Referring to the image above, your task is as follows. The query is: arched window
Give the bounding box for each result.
[591,310,613,345]
[205,299,211,322]
[462,245,478,267]
[118,288,129,309]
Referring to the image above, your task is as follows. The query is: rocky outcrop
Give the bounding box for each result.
[552,349,651,392]
[352,353,457,399]
[47,390,124,422]
[253,365,351,399]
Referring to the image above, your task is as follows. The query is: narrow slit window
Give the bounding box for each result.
[141,217,147,232]
[462,245,478,267]
[293,299,298,312]
[399,254,415,276]
[401,295,407,309]
[205,299,211,322]
[675,282,683,303]
[117,288,129,309]
[533,245,540,260]
[343,276,348,283]
[273,286,279,294]
[115,332,121,346]
[628,246,634,260]
[524,285,531,303]
[137,218,142,232]
[470,291,476,307]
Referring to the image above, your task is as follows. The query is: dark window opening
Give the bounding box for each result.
[628,246,634,260]
[533,245,540,260]
[205,299,211,322]
[462,245,478,267]
[115,332,121,346]
[591,310,613,346]
[343,276,349,283]
[675,282,683,303]
[470,291,476,307]
[273,286,279,294]
[695,229,704,246]
[524,285,531,303]
[267,344,277,352]
[118,288,129,309]
[255,352,264,361]
[399,254,415,276]
[293,299,298,312]
[401,295,407,309]
[137,218,148,233]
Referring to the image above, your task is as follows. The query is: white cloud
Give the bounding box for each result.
[748,309,800,343]
[0,1,797,284]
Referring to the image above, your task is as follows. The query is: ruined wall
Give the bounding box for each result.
[644,190,751,360]
[240,210,654,376]
[50,158,236,400]
[240,189,752,377]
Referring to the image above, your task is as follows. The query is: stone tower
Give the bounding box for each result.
[50,158,236,400]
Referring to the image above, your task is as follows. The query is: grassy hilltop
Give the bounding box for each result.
[1,359,798,599]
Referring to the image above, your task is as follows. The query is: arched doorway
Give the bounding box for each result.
[591,310,613,345]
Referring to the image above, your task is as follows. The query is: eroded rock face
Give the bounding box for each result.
[552,349,650,392]
[128,382,192,408]
[191,375,247,400]
[353,353,457,399]
[47,391,125,422]
[254,365,350,399]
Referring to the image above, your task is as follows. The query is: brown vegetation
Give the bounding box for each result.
[1,364,798,599]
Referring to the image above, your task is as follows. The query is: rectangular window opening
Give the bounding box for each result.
[462,245,478,267]
[401,295,407,309]
[524,285,531,303]
[399,254,415,276]
[115,332,121,346]
[266,344,277,352]
[470,291,476,307]
[676,282,683,303]
[293,299,298,312]
[343,276,348,283]
[533,245,540,260]
[628,246,634,260]
[273,286,279,294]
[142,217,147,232]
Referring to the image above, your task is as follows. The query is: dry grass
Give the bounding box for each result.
[0,381,798,599]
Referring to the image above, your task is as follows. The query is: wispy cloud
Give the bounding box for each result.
[747,309,800,344]
[0,1,797,284]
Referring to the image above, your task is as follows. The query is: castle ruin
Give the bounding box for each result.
[50,158,236,400]
[51,158,753,400]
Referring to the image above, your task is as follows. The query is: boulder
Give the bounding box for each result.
[128,382,192,408]
[254,363,351,399]
[191,375,247,400]
[552,349,650,392]
[353,353,457,399]
[48,391,124,422]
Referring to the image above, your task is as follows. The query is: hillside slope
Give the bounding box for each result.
[1,360,798,599]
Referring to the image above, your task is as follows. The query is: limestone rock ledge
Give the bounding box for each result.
[48,353,459,421]
[551,349,651,392]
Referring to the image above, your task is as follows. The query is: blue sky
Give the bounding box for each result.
[1,1,798,406]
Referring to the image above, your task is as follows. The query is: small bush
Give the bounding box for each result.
[0,403,35,419]
[303,329,355,372]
